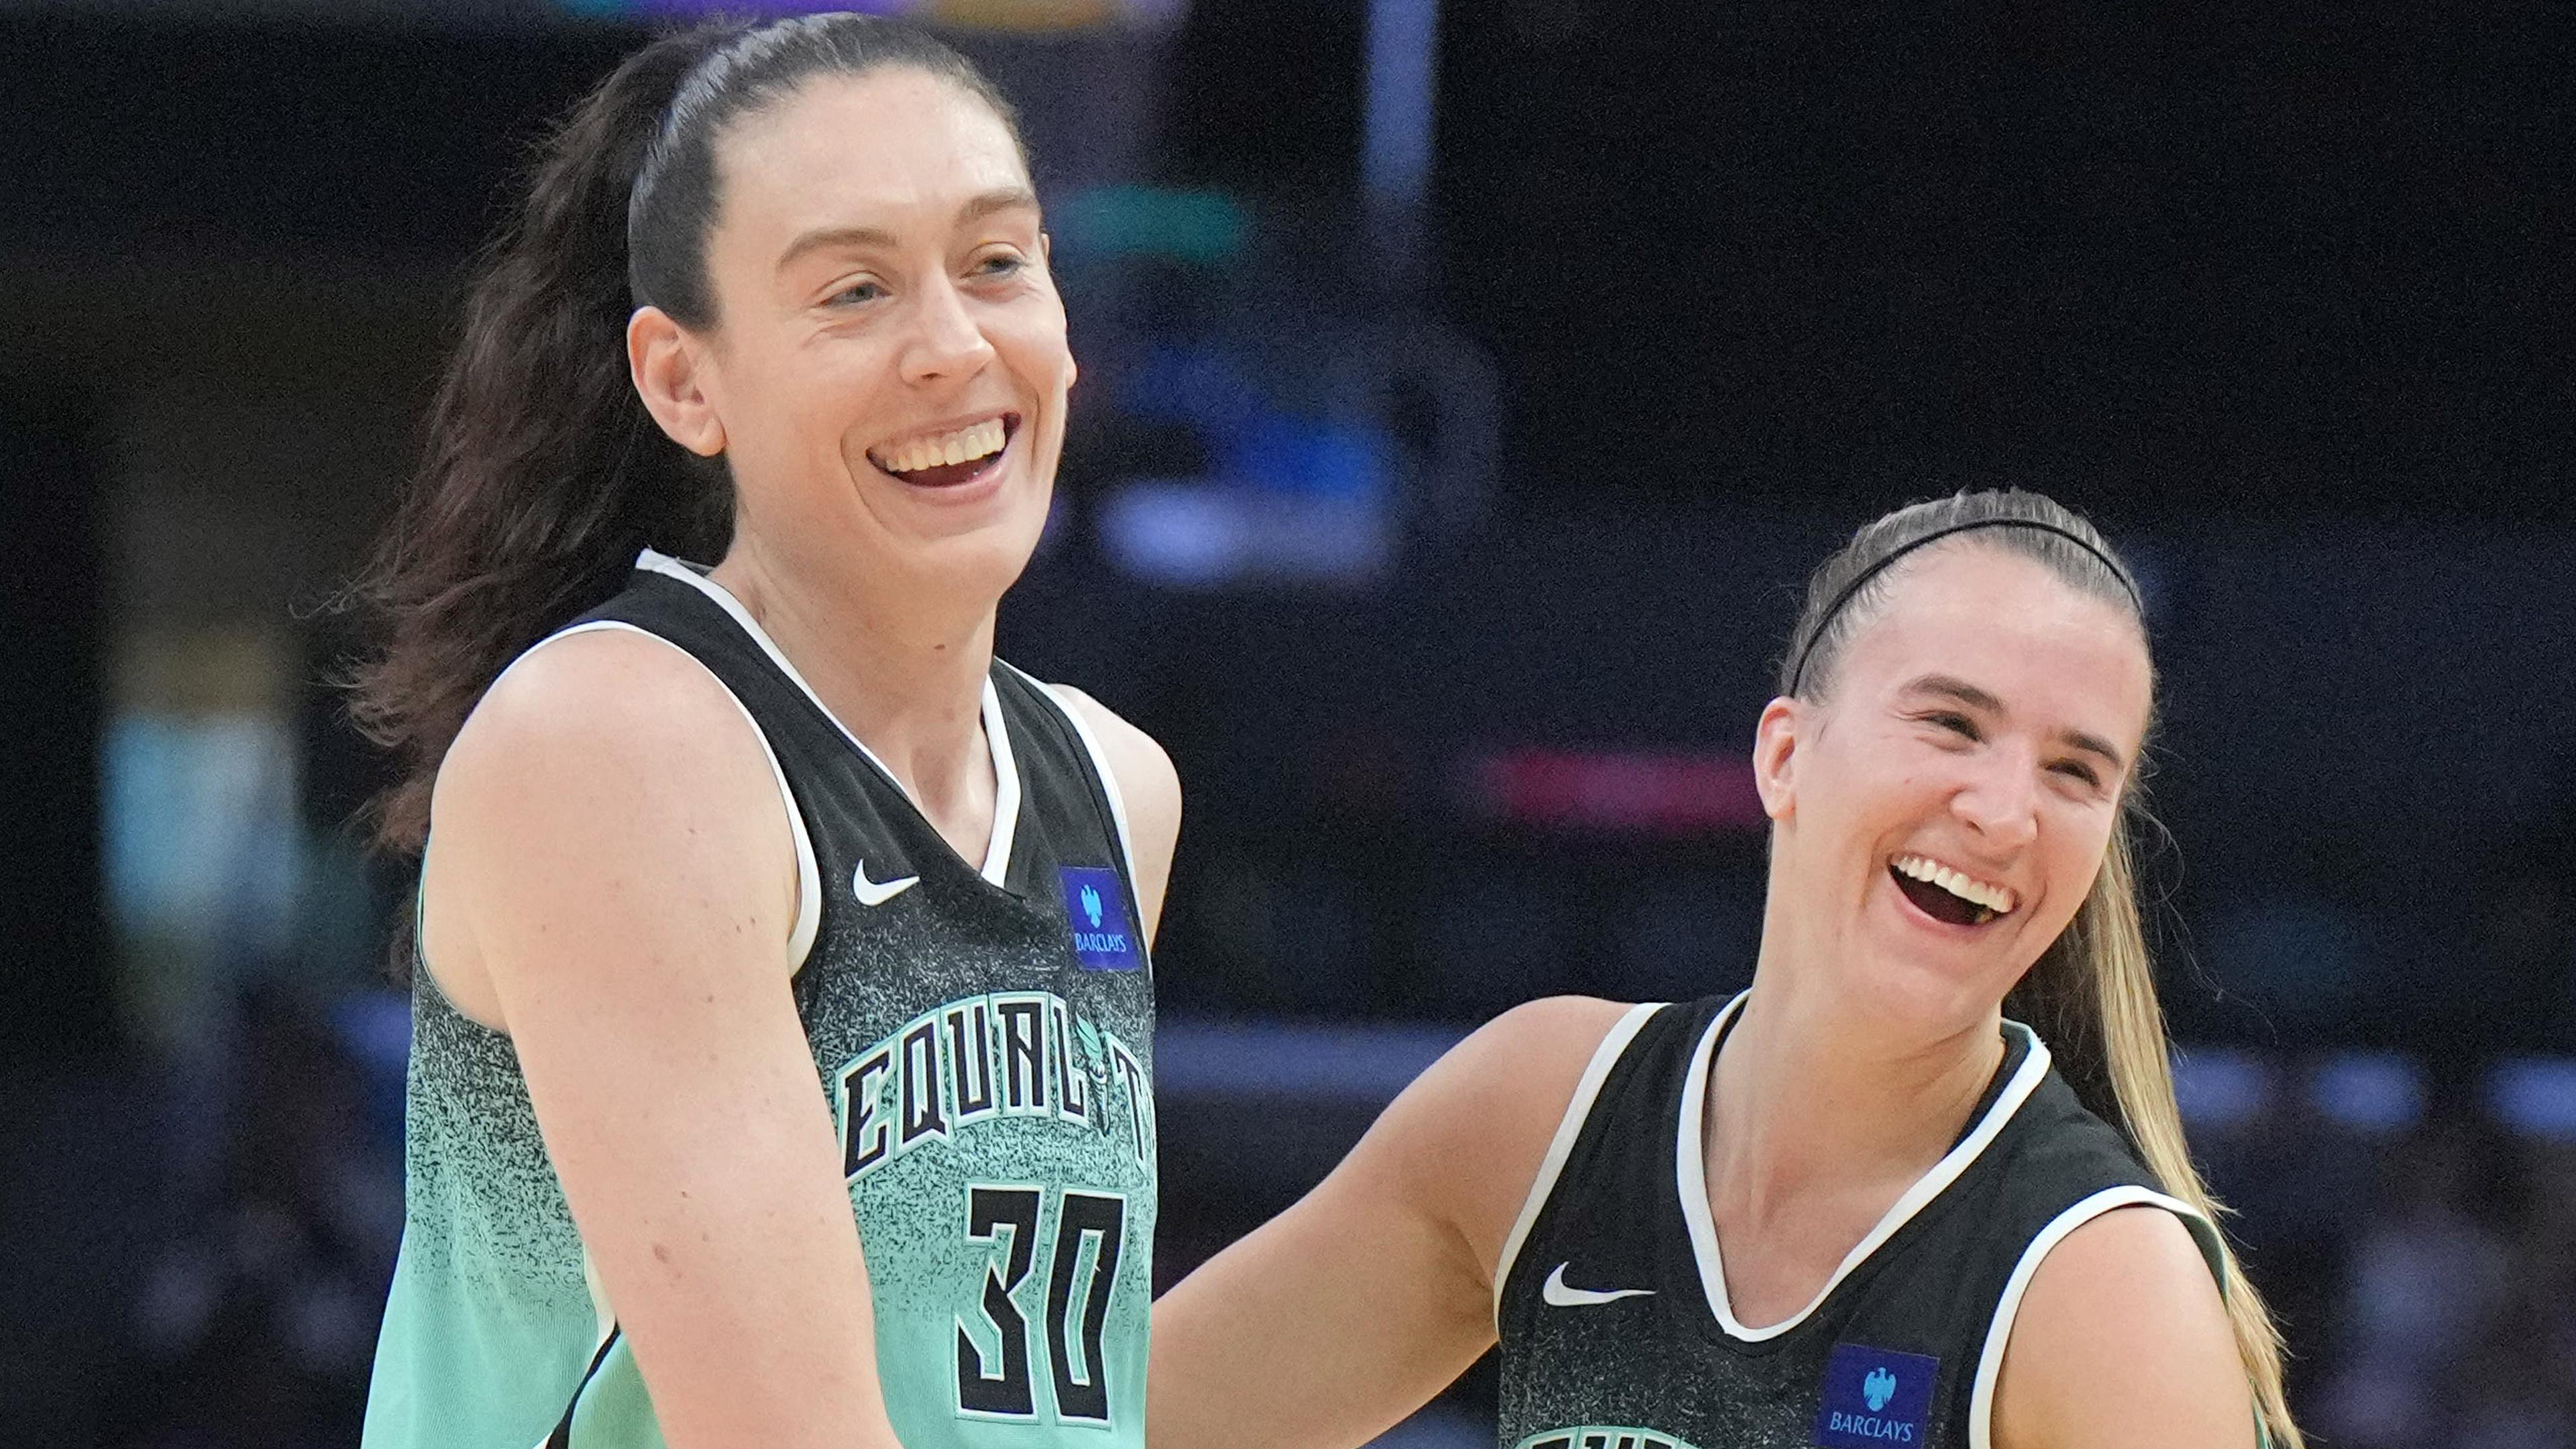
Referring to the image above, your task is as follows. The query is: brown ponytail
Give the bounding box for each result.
[345,27,735,855]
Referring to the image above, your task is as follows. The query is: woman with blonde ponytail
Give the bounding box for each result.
[2012,824,2300,1444]
[354,15,1179,1449]
[1150,488,2296,1449]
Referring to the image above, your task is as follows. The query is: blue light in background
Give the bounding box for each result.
[2311,1053,2427,1134]
[2171,1046,2273,1130]
[2490,1059,2576,1142]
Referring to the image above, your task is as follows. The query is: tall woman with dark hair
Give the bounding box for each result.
[1150,490,2299,1449]
[352,17,1178,1449]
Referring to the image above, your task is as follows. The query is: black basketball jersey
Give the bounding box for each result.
[1493,994,2225,1449]
[369,548,1157,1449]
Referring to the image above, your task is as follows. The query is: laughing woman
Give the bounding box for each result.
[1150,490,2298,1449]
[352,17,1177,1449]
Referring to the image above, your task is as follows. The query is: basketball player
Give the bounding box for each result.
[1149,490,2300,1449]
[350,18,1177,1449]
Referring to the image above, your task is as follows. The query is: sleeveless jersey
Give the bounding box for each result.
[364,551,1157,1449]
[1494,994,2226,1449]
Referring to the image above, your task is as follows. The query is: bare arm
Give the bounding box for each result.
[1992,1206,2256,1449]
[1149,996,1633,1449]
[434,631,899,1449]
[1053,684,1181,945]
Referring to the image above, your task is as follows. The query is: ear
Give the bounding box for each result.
[627,305,727,458]
[1752,695,1801,824]
[1040,233,1077,391]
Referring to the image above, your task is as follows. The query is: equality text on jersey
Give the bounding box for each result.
[833,991,1152,1184]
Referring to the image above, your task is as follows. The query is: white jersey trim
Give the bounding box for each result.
[1678,992,2054,1342]
[1006,665,1140,885]
[1966,1184,2210,1449]
[1492,1001,1665,1328]
[635,549,1018,888]
[977,676,1022,889]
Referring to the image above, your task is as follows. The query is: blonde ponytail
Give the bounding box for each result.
[2017,824,2303,1449]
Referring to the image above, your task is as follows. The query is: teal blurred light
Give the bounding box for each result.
[1053,186,1246,267]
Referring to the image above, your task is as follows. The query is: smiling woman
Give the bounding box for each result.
[345,16,1178,1449]
[1147,490,2300,1449]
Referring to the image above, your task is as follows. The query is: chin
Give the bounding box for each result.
[929,513,1047,598]
[1852,911,2026,1034]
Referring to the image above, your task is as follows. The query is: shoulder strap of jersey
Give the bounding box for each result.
[1490,1000,1667,1326]
[992,661,1139,887]
[1962,1161,2234,1449]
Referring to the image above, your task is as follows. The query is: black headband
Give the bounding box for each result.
[1786,518,2143,697]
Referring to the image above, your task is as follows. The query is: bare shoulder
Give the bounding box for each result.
[1410,996,1643,1124]
[1045,684,1180,822]
[1994,1205,2253,1449]
[438,625,779,833]
[424,627,797,1025]
[1359,996,1644,1289]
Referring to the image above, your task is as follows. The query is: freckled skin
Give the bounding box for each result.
[653,70,1076,621]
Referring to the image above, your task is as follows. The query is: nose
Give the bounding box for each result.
[1949,746,2040,853]
[898,274,996,385]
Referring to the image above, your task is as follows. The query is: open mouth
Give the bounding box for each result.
[868,413,1018,489]
[1888,853,2017,928]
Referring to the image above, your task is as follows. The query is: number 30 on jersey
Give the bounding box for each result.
[957,1185,1128,1426]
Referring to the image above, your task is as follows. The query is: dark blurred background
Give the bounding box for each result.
[2,0,2572,1444]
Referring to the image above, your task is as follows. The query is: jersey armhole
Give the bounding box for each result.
[419,621,820,994]
[1015,669,1141,884]
[1491,1000,1664,1328]
[1966,1184,2217,1449]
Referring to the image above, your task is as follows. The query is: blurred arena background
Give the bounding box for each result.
[2,0,2573,1443]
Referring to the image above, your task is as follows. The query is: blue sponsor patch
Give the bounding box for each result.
[1814,1343,1937,1447]
[1057,866,1144,972]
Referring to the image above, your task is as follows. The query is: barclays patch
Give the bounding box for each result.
[1814,1342,1937,1447]
[1058,866,1144,971]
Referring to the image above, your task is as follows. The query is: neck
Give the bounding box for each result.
[1705,906,2009,1235]
[709,533,1000,827]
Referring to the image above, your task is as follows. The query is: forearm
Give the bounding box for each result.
[1149,1182,1493,1449]
[1148,998,1626,1449]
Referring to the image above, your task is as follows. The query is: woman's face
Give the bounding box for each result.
[678,68,1071,602]
[1754,544,2153,1027]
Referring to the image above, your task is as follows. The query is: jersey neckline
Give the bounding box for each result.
[1674,991,2053,1343]
[634,548,1021,890]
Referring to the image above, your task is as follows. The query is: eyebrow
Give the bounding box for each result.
[775,187,1041,272]
[1897,673,2129,773]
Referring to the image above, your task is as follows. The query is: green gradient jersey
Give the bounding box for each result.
[364,551,1157,1449]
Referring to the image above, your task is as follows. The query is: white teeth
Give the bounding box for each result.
[876,417,1007,476]
[1891,853,2018,915]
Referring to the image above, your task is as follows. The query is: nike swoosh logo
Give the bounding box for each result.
[852,861,920,907]
[1542,1262,1654,1307]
